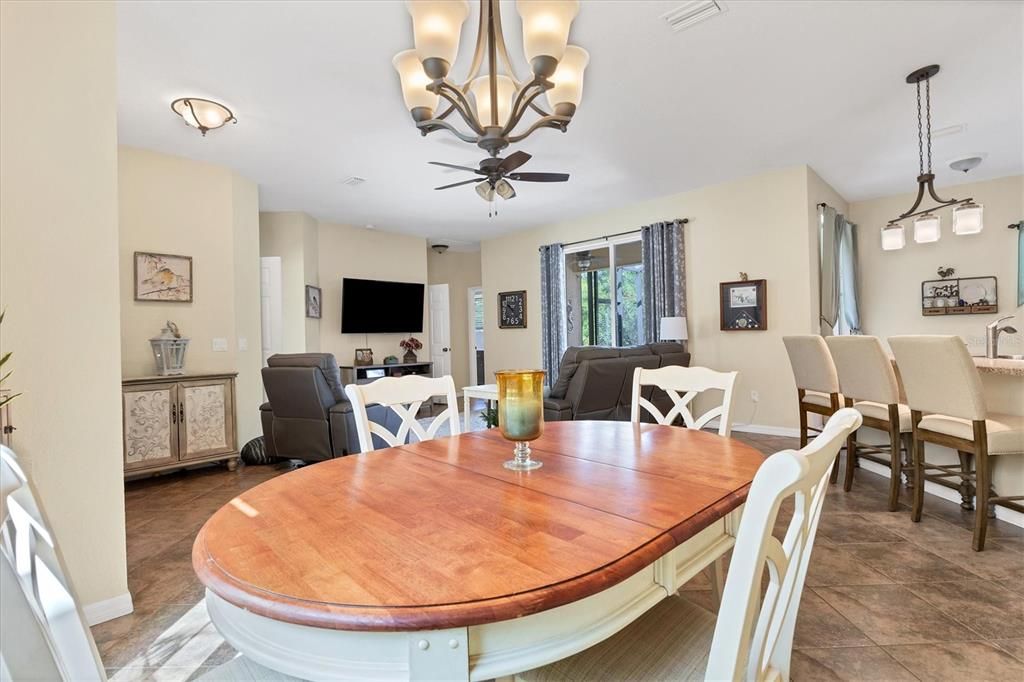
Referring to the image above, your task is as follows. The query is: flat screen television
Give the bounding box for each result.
[341,278,424,334]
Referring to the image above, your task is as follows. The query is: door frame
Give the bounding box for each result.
[260,256,283,367]
[428,283,452,402]
[467,286,483,386]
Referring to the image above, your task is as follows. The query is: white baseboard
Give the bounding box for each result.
[83,591,133,625]
[858,459,1024,528]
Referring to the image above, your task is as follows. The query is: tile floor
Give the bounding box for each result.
[93,426,1024,681]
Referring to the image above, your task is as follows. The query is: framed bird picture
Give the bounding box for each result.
[134,252,193,302]
[498,290,527,329]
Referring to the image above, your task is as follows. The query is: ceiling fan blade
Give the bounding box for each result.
[507,172,570,182]
[497,150,532,174]
[428,161,483,174]
[434,178,481,190]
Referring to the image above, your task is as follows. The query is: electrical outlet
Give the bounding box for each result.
[750,390,759,403]
[212,337,228,352]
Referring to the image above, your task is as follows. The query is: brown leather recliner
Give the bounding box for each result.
[260,353,404,461]
[543,342,691,421]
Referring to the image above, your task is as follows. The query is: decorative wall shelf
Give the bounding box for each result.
[921,276,997,316]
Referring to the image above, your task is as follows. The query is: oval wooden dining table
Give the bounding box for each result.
[193,420,765,681]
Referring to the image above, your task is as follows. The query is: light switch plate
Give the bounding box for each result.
[212,337,228,352]
[238,337,248,351]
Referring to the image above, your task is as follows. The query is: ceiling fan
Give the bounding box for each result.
[430,150,569,204]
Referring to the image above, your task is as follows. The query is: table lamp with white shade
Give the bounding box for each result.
[659,316,688,342]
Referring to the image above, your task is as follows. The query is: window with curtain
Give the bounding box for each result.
[563,236,645,347]
[820,205,861,335]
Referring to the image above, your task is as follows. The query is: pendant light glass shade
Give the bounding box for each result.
[952,201,984,235]
[393,49,438,114]
[547,45,589,110]
[516,0,579,63]
[881,224,906,251]
[470,75,516,127]
[913,213,941,243]
[406,0,470,67]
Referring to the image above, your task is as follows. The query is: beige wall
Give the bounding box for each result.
[0,0,128,612]
[317,223,430,365]
[119,147,263,444]
[481,166,828,430]
[427,249,483,390]
[850,175,1024,355]
[259,212,320,353]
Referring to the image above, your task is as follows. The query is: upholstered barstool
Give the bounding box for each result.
[889,335,1024,551]
[783,335,844,482]
[827,335,914,510]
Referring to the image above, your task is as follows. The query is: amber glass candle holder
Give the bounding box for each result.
[495,369,546,471]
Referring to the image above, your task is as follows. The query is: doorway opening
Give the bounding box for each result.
[468,287,485,385]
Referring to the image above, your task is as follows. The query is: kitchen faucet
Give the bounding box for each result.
[986,315,1018,359]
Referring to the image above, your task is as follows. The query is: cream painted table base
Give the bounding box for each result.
[205,512,739,682]
[462,383,498,432]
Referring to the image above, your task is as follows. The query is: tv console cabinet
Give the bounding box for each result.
[340,361,434,386]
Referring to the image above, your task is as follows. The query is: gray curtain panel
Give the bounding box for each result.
[819,205,840,335]
[641,220,687,344]
[837,216,861,334]
[539,243,567,386]
[819,205,861,335]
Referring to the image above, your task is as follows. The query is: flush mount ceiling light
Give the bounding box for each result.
[170,97,236,136]
[393,0,588,158]
[883,65,982,250]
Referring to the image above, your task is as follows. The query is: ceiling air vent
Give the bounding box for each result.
[341,176,366,187]
[662,0,727,33]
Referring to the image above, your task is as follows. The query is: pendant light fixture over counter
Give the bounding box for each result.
[170,98,236,136]
[393,0,588,158]
[881,65,983,251]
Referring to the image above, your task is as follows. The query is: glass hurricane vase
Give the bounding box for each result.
[495,369,546,471]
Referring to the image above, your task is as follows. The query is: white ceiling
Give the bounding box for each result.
[117,1,1023,244]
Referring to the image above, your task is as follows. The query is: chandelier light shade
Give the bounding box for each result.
[881,224,907,251]
[913,213,941,243]
[170,98,236,136]
[394,0,587,156]
[883,64,980,247]
[953,201,984,235]
[516,0,580,66]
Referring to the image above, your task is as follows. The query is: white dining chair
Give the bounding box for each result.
[630,365,739,437]
[344,374,461,453]
[521,408,862,682]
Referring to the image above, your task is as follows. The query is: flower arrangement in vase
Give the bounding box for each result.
[399,336,423,363]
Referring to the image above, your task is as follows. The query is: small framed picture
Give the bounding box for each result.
[134,251,193,302]
[498,290,527,329]
[720,279,767,331]
[305,285,322,319]
[354,348,374,366]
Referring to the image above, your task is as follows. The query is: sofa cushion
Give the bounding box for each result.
[550,346,624,399]
[618,345,654,358]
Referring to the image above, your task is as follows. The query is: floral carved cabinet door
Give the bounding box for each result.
[123,384,179,472]
[179,378,236,461]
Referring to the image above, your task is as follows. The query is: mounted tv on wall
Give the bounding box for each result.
[341,278,424,334]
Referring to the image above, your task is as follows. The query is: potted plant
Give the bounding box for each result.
[399,336,423,363]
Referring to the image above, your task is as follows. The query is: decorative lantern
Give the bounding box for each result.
[495,369,546,471]
[150,322,189,376]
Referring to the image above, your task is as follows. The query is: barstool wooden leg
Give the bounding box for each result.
[900,433,914,489]
[843,427,857,492]
[957,450,976,511]
[887,415,902,512]
[798,399,808,448]
[972,420,990,552]
[910,410,924,522]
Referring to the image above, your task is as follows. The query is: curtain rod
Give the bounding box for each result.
[551,219,689,250]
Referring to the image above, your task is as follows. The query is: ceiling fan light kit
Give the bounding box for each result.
[882,64,983,250]
[170,97,236,136]
[394,0,587,158]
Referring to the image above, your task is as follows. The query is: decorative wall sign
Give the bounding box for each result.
[134,252,193,302]
[305,285,322,319]
[720,279,767,331]
[499,290,527,329]
[921,275,997,315]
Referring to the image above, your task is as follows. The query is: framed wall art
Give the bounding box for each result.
[499,290,527,329]
[720,279,767,331]
[134,252,193,302]
[305,285,322,319]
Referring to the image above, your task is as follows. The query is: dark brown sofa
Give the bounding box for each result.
[543,342,690,421]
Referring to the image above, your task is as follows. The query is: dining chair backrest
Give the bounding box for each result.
[705,408,862,682]
[344,374,461,453]
[0,445,106,681]
[782,335,840,394]
[888,335,987,420]
[630,365,739,437]
[825,335,900,404]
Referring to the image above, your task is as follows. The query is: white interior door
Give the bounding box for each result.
[260,257,283,367]
[429,284,452,395]
[468,287,484,386]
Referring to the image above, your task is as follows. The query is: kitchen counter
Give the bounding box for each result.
[972,356,1024,377]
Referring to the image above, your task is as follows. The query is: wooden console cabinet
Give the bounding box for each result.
[122,373,238,478]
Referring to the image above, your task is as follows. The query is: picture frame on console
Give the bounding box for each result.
[354,348,374,366]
